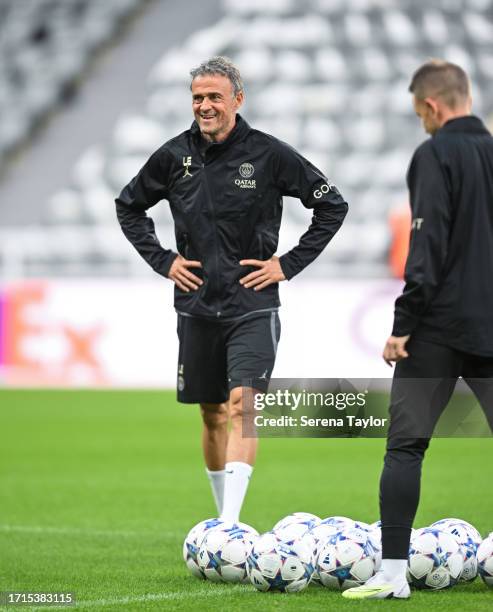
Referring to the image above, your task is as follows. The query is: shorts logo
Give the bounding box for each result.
[412,217,424,230]
[178,363,185,391]
[239,162,254,178]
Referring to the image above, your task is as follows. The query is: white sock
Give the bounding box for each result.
[205,468,225,515]
[220,461,253,523]
[381,559,408,582]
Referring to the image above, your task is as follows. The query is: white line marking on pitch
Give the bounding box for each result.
[0,524,178,538]
[25,586,248,610]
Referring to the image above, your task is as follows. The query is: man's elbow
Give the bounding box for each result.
[315,200,349,223]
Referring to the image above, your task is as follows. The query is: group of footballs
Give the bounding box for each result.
[183,512,493,593]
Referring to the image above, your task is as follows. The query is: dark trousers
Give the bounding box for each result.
[380,338,493,559]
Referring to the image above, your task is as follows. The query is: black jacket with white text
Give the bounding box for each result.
[116,115,348,319]
[393,116,493,356]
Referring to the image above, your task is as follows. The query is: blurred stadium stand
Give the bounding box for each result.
[0,0,492,279]
[0,0,149,163]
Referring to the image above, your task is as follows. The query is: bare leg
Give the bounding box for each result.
[226,386,258,465]
[200,402,228,470]
[218,387,258,522]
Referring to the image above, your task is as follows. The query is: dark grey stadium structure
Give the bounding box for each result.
[0,0,492,279]
[0,0,153,165]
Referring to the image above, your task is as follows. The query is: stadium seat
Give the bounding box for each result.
[345,13,372,46]
[276,51,313,82]
[112,116,167,154]
[465,11,493,43]
[383,11,418,45]
[314,47,348,81]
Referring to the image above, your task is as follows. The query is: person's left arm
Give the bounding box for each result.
[240,143,348,289]
[275,143,348,280]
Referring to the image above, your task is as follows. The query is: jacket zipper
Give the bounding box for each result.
[201,161,222,318]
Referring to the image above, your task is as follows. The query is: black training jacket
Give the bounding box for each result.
[392,115,493,356]
[116,115,348,319]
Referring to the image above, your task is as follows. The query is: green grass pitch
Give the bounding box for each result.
[1,390,492,611]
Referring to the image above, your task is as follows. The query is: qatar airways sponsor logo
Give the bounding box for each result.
[235,178,256,189]
[235,162,256,189]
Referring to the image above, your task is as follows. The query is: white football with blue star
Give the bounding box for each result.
[316,526,380,590]
[366,520,382,554]
[430,518,482,581]
[273,512,321,533]
[309,516,356,584]
[407,527,463,589]
[247,531,314,592]
[477,532,493,587]
[182,518,225,578]
[197,522,258,583]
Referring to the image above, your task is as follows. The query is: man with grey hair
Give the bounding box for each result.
[344,59,493,600]
[116,56,348,523]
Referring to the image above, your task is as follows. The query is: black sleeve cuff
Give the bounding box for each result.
[278,254,298,280]
[156,252,179,278]
[392,309,419,337]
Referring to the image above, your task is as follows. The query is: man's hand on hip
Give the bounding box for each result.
[239,256,286,291]
[168,255,203,292]
[383,335,411,366]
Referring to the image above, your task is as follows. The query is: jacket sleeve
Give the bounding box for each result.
[274,142,348,280]
[392,141,452,336]
[115,147,177,278]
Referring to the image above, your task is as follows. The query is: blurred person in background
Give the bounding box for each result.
[115,56,348,523]
[344,60,493,600]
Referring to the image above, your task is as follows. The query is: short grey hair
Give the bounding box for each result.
[190,56,244,96]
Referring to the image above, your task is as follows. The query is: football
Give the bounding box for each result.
[274,520,317,546]
[183,518,224,578]
[316,525,380,590]
[197,522,258,583]
[309,516,356,584]
[477,532,493,587]
[430,518,482,581]
[366,520,382,552]
[247,531,314,592]
[272,512,321,533]
[310,516,355,544]
[407,528,463,589]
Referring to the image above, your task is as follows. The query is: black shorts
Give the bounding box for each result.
[176,310,281,404]
[388,338,493,441]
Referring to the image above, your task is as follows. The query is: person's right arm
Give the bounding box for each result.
[384,140,452,364]
[115,147,178,278]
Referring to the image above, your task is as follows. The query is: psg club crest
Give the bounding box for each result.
[239,163,254,178]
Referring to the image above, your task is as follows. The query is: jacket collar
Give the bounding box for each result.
[437,115,491,136]
[190,113,250,149]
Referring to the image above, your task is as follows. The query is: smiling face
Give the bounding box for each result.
[191,74,243,143]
